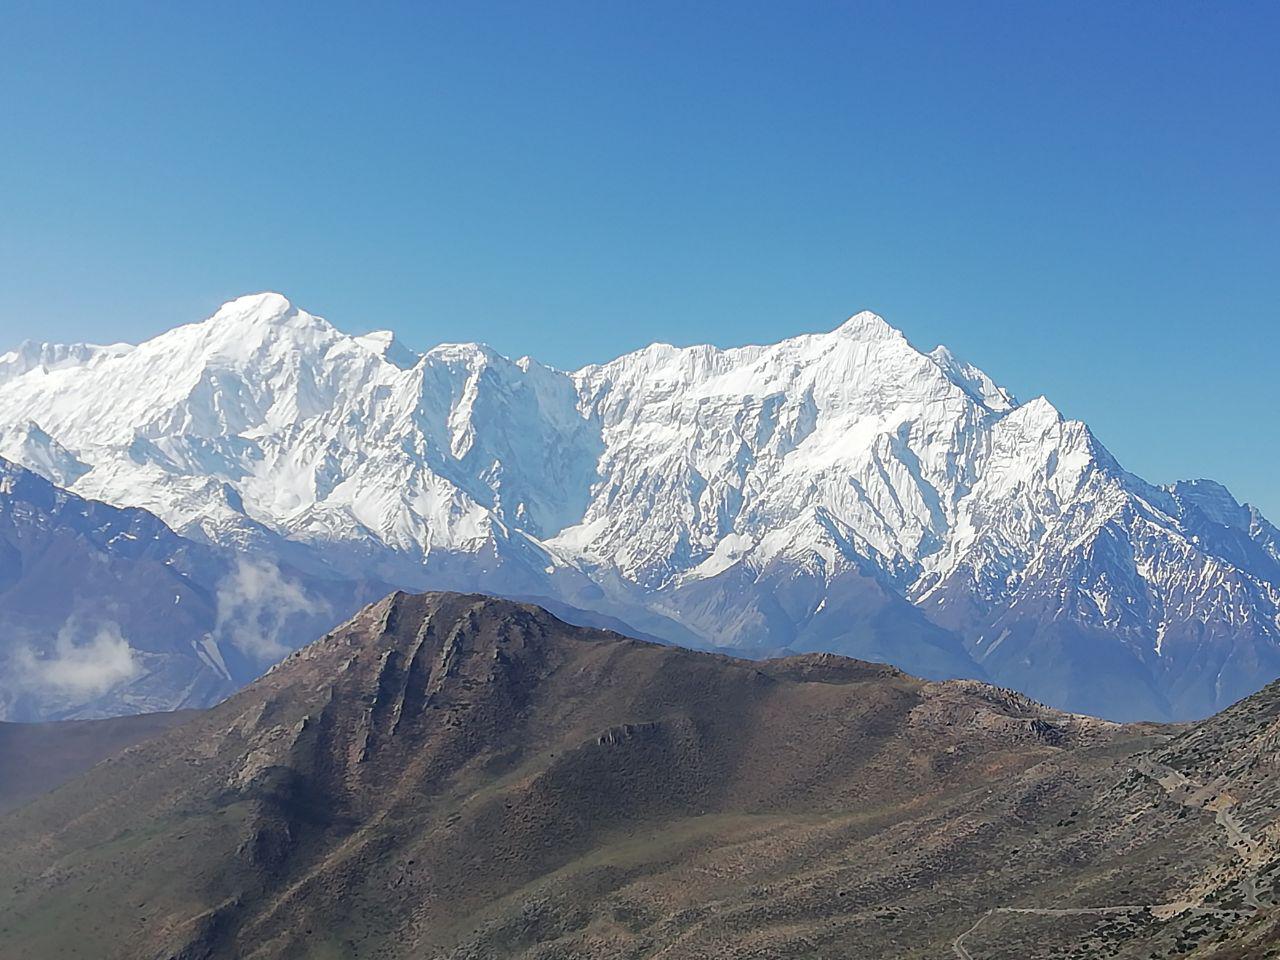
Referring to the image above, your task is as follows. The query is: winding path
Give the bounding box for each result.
[952,756,1261,959]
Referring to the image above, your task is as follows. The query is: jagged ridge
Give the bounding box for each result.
[0,293,1276,720]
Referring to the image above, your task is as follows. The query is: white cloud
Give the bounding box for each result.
[214,558,321,662]
[16,621,142,696]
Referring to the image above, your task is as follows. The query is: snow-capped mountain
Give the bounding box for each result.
[1,292,1275,720]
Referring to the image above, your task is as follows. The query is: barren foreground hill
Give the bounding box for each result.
[1,592,1277,958]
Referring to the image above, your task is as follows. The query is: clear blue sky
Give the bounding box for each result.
[1,1,1276,518]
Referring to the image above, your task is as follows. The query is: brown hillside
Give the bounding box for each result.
[0,592,1276,959]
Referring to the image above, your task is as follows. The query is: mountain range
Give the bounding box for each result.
[1,292,1276,721]
[1,592,1276,958]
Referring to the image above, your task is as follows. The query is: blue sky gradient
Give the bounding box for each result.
[1,1,1276,516]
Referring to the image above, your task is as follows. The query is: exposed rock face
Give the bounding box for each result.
[2,592,1277,959]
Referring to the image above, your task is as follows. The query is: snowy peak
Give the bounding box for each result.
[1168,478,1252,530]
[832,309,902,341]
[580,311,1002,418]
[0,421,88,488]
[0,338,132,386]
[928,344,1017,412]
[152,292,340,360]
[211,290,297,324]
[355,329,419,370]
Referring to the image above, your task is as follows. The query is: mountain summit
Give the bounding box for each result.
[0,294,1276,721]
